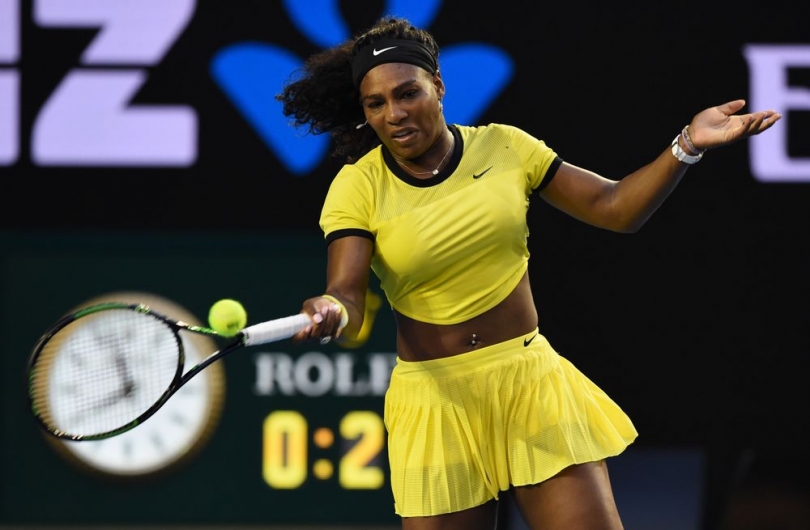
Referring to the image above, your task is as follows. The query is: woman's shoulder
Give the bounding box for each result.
[328,146,387,197]
[336,146,384,177]
[454,122,537,145]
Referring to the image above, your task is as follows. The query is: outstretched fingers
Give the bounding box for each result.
[739,109,782,137]
[754,109,782,134]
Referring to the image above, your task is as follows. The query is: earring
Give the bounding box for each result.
[355,120,368,130]
[438,100,443,112]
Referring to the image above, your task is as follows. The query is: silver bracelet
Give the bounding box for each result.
[681,125,705,156]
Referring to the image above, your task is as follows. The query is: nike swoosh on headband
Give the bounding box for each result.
[373,46,398,56]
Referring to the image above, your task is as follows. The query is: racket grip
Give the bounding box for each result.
[242,313,312,346]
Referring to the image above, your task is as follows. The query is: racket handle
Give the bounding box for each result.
[242,313,312,346]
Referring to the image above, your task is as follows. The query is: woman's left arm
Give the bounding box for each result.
[539,99,781,233]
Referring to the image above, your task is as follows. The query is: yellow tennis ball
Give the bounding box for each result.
[208,299,247,337]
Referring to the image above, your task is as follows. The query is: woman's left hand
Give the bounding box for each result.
[687,99,781,150]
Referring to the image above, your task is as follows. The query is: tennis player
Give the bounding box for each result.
[279,16,781,530]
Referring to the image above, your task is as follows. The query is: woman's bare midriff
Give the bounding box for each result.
[393,270,539,361]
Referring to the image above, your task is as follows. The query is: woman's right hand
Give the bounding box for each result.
[294,296,346,344]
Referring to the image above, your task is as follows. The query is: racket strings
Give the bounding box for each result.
[30,309,181,438]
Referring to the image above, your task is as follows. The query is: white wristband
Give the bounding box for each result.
[670,135,703,165]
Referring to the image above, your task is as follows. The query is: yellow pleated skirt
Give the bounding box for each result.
[384,329,638,517]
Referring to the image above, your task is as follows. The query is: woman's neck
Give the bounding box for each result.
[393,128,454,177]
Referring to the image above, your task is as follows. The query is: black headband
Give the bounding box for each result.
[350,38,438,88]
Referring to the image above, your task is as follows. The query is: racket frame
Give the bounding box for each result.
[27,302,248,441]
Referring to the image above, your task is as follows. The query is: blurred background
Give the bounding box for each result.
[1,0,808,529]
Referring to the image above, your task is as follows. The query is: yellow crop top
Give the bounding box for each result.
[320,123,561,325]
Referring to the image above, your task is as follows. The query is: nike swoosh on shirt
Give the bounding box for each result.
[473,166,493,179]
[373,46,397,56]
[523,333,538,347]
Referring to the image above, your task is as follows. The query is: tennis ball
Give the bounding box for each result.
[208,299,247,337]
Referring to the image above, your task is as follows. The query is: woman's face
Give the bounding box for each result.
[359,62,445,161]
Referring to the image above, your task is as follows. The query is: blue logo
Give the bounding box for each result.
[210,0,513,176]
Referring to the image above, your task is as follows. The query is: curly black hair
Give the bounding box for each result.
[275,17,439,163]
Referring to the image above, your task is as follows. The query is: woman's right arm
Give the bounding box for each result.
[296,235,374,343]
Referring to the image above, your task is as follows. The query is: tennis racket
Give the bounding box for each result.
[27,301,311,441]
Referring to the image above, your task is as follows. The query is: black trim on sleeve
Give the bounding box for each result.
[535,156,563,193]
[324,228,375,246]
